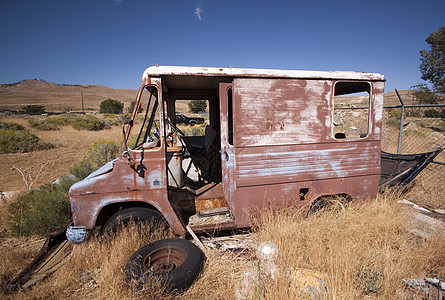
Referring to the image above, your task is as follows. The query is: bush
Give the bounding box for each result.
[22,105,46,115]
[7,176,75,236]
[182,125,206,136]
[424,108,444,118]
[7,139,122,236]
[188,100,207,113]
[28,119,60,131]
[102,113,131,126]
[0,129,54,153]
[71,115,107,131]
[0,121,25,131]
[404,129,425,137]
[70,140,121,180]
[385,110,402,128]
[69,159,96,181]
[100,99,124,114]
[46,115,72,126]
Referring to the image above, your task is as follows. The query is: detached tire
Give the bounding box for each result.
[101,207,163,236]
[125,238,204,292]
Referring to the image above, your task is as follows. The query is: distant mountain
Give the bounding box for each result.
[0,79,415,112]
[0,79,138,112]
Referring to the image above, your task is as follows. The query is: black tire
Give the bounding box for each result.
[101,207,163,236]
[189,120,197,126]
[308,195,350,215]
[125,238,204,292]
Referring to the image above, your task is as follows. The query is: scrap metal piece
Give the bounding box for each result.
[379,149,443,188]
[1,224,72,293]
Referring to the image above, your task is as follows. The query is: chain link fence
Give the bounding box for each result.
[380,91,444,208]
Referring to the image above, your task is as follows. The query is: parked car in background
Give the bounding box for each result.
[175,113,204,126]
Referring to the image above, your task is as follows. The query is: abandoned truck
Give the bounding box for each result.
[66,66,442,242]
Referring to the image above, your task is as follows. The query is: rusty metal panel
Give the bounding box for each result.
[233,78,333,147]
[235,141,381,187]
[233,174,380,227]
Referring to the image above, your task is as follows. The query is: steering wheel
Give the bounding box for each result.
[167,117,185,137]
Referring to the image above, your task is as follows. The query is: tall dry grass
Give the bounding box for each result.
[1,193,444,299]
[251,193,445,299]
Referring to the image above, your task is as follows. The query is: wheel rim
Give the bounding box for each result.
[143,246,186,273]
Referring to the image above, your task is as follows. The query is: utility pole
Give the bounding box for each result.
[81,92,85,114]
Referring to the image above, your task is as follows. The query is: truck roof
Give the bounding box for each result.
[142,65,385,83]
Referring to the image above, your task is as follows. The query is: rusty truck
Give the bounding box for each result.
[66,65,441,241]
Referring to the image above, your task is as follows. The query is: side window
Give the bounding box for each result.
[128,86,159,149]
[174,100,209,136]
[333,81,371,139]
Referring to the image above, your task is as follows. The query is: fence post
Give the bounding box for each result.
[395,89,405,154]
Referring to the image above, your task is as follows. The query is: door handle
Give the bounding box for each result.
[223,148,229,161]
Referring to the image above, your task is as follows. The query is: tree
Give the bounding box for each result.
[188,100,207,113]
[127,101,143,114]
[420,27,445,95]
[22,105,45,115]
[99,99,124,114]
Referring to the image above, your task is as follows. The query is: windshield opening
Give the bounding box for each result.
[128,86,160,149]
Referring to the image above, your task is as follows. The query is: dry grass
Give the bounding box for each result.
[251,193,445,299]
[5,223,175,299]
[1,193,444,299]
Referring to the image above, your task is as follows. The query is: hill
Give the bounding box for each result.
[0,79,418,112]
[0,79,138,112]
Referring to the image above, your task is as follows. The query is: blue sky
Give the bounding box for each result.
[0,0,444,93]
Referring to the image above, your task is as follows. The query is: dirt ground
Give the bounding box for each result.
[0,116,122,193]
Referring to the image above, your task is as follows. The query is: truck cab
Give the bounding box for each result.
[68,66,386,240]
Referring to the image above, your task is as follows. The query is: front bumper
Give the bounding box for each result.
[66,225,87,243]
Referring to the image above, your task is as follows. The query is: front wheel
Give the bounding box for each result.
[101,207,164,236]
[125,238,204,292]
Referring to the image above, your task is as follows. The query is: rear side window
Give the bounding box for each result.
[333,81,371,139]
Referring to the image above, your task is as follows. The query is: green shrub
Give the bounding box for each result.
[0,129,54,153]
[28,119,60,131]
[69,159,96,181]
[46,115,72,126]
[99,99,124,114]
[22,105,46,115]
[71,115,107,131]
[70,140,121,180]
[424,108,444,118]
[182,125,206,136]
[405,109,421,117]
[102,113,130,126]
[7,139,122,236]
[404,129,425,137]
[7,176,75,236]
[0,121,25,131]
[188,100,207,113]
[388,110,402,119]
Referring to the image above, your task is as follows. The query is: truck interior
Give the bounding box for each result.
[128,76,233,230]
